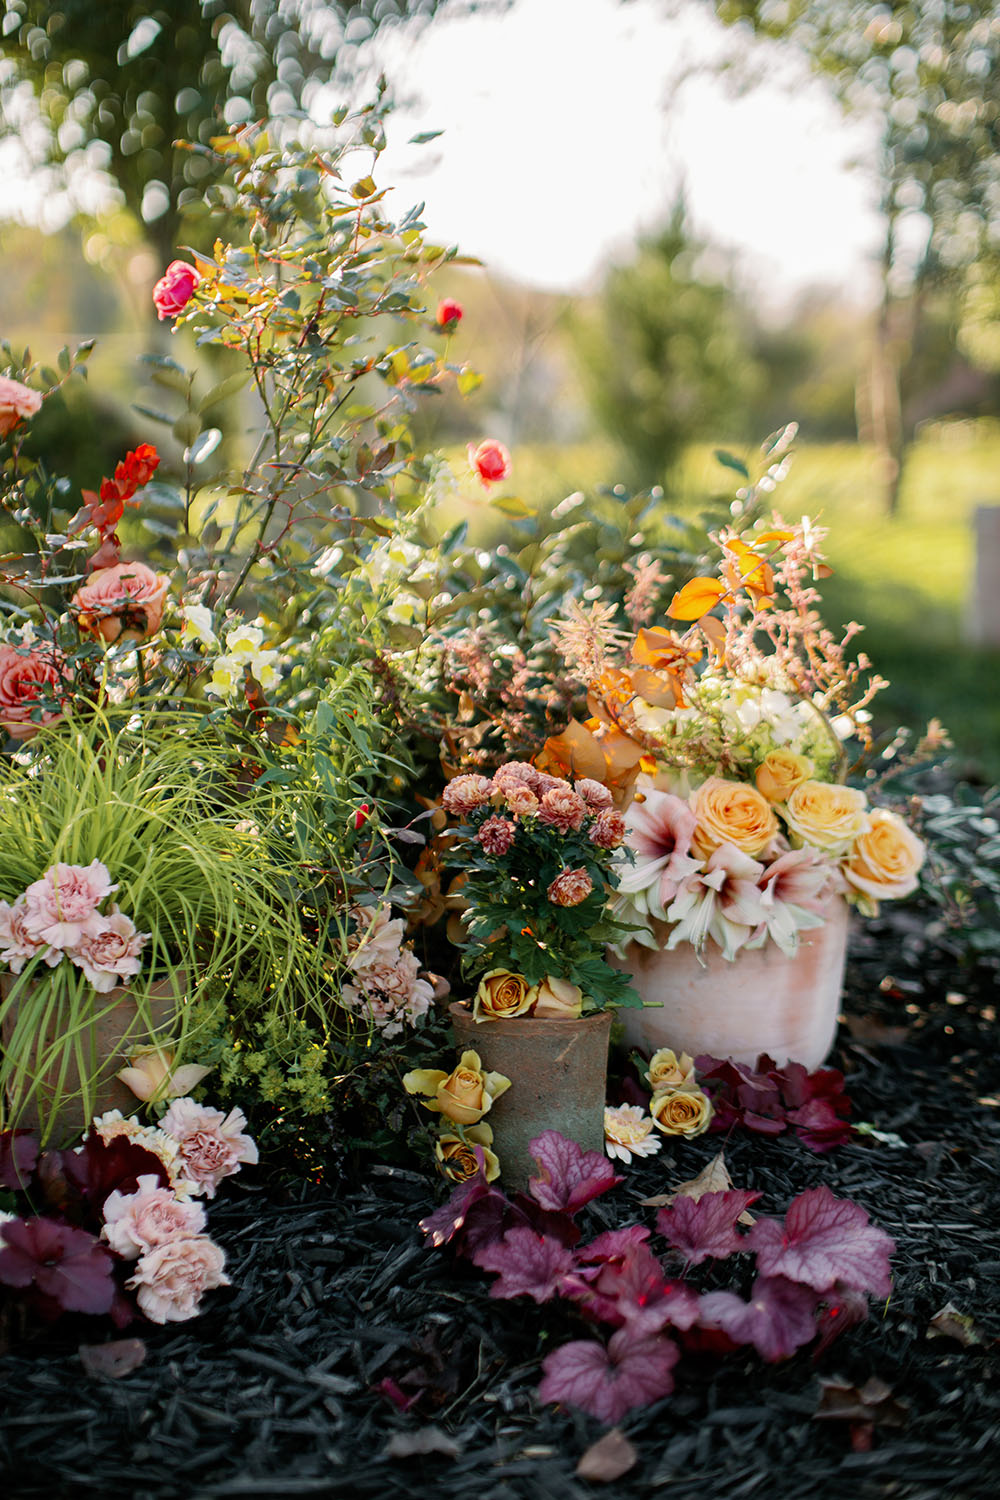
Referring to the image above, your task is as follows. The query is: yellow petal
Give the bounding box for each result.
[403,1068,448,1097]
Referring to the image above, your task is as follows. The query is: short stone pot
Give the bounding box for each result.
[449,1001,612,1191]
[611,896,850,1070]
[0,971,184,1144]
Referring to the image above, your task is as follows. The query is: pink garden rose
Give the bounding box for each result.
[0,376,42,438]
[467,438,512,488]
[159,1099,259,1198]
[547,866,594,907]
[0,895,50,973]
[102,1173,206,1260]
[0,642,69,741]
[69,905,149,991]
[127,1234,229,1323]
[72,561,169,644]
[436,297,463,328]
[21,860,116,951]
[152,260,201,321]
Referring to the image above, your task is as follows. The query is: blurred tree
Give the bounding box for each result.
[0,1,503,266]
[570,204,761,487]
[713,0,1000,512]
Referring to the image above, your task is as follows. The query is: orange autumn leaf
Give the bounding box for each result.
[750,529,794,548]
[667,576,727,621]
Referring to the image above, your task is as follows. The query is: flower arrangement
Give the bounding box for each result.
[439,760,638,1014]
[0,1096,255,1327]
[546,516,928,962]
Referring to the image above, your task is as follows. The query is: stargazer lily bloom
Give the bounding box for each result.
[665,842,767,960]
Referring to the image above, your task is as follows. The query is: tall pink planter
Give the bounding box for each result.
[613,897,850,1070]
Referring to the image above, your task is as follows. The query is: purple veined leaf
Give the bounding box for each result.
[539,1327,679,1424]
[735,1072,783,1118]
[748,1185,895,1297]
[786,1098,853,1153]
[570,1244,702,1336]
[473,1227,577,1304]
[698,1275,819,1362]
[527,1131,621,1214]
[419,1170,507,1253]
[741,1110,787,1137]
[0,1217,116,1316]
[576,1225,651,1263]
[0,1129,40,1191]
[812,1284,871,1358]
[657,1189,761,1267]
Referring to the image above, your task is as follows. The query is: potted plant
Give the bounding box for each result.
[541,501,929,1069]
[405,760,641,1188]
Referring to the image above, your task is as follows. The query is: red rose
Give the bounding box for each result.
[153,261,201,321]
[467,439,512,488]
[436,298,463,328]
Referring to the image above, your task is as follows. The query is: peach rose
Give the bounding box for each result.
[754,749,815,803]
[0,376,42,438]
[843,808,925,902]
[72,561,169,643]
[783,779,869,854]
[404,1049,511,1126]
[152,260,201,321]
[650,1085,713,1137]
[127,1234,229,1323]
[0,642,68,741]
[434,1123,500,1184]
[473,969,535,1021]
[690,777,778,858]
[645,1048,697,1093]
[531,975,584,1019]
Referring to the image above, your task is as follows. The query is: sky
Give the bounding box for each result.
[355,0,885,305]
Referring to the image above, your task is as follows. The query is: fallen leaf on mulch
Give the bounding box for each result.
[813,1375,908,1451]
[575,1427,638,1482]
[78,1339,146,1380]
[384,1425,460,1460]
[927,1302,984,1347]
[639,1151,755,1224]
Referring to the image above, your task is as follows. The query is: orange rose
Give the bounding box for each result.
[755,749,815,803]
[473,969,535,1021]
[403,1049,511,1126]
[843,808,925,902]
[690,776,777,858]
[531,976,584,1019]
[783,780,869,854]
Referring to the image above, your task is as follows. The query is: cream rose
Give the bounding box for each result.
[473,969,535,1021]
[404,1049,511,1126]
[690,777,778,858]
[645,1048,697,1092]
[783,779,869,854]
[650,1085,713,1137]
[843,808,925,902]
[531,975,584,1019]
[754,749,815,803]
[434,1124,501,1184]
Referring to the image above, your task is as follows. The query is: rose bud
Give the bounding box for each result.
[152,260,201,321]
[436,297,463,329]
[467,438,512,488]
[531,976,584,1019]
[354,803,371,831]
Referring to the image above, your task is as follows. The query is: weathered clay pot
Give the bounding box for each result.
[450,1002,612,1191]
[0,971,184,1144]
[612,897,850,1070]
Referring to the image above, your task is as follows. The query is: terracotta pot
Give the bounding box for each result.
[0,971,184,1144]
[450,1002,612,1192]
[611,897,850,1070]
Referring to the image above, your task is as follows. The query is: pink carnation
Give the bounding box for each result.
[72,561,169,644]
[341,951,434,1038]
[538,785,587,833]
[589,808,627,850]
[0,376,42,438]
[159,1099,258,1199]
[127,1234,229,1323]
[441,774,495,816]
[575,778,614,811]
[478,815,516,856]
[492,762,542,795]
[0,895,50,974]
[102,1173,206,1260]
[547,867,594,907]
[69,906,149,992]
[0,642,69,741]
[152,260,201,321]
[21,860,116,951]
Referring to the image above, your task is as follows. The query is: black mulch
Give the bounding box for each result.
[2,906,999,1500]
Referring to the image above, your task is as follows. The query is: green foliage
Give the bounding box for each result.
[917,786,1000,961]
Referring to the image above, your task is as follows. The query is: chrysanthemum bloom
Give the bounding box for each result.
[547,867,594,907]
[505,785,540,818]
[441,774,495,816]
[538,785,587,833]
[575,778,614,811]
[493,761,541,795]
[478,815,517,855]
[604,1104,662,1163]
[589,808,626,850]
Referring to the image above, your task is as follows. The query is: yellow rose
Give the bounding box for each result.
[783,779,869,854]
[690,776,778,858]
[403,1049,511,1125]
[645,1047,697,1092]
[473,969,536,1021]
[650,1085,713,1138]
[754,749,815,803]
[531,976,584,1019]
[843,808,925,902]
[434,1123,501,1183]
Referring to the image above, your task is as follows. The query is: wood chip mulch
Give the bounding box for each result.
[1,904,998,1500]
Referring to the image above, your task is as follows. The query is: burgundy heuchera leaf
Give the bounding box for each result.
[657,1189,761,1267]
[748,1185,894,1297]
[473,1228,576,1304]
[569,1245,702,1335]
[0,1129,39,1191]
[0,1217,116,1316]
[527,1131,621,1214]
[698,1275,819,1362]
[538,1327,679,1424]
[786,1099,852,1153]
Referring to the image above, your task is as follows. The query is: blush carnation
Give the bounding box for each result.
[538,785,587,833]
[0,896,49,973]
[478,815,516,856]
[159,1099,258,1199]
[341,949,434,1038]
[441,774,495,816]
[0,642,69,741]
[127,1234,229,1323]
[68,906,150,992]
[21,860,116,951]
[547,867,594,907]
[102,1173,206,1260]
